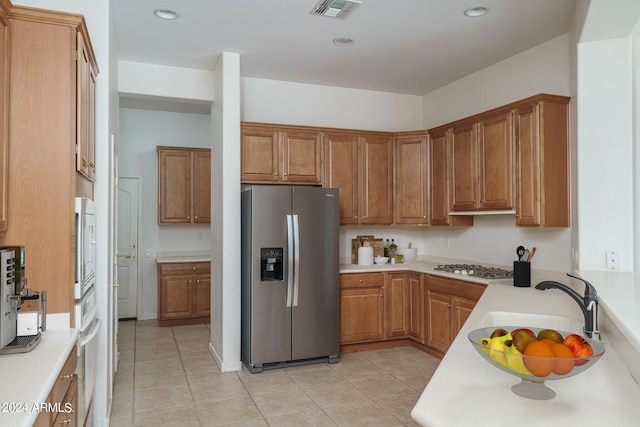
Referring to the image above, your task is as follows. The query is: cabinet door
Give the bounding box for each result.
[426,290,453,353]
[281,128,323,183]
[158,149,192,223]
[193,151,211,223]
[408,273,424,342]
[241,125,280,182]
[386,273,409,338]
[451,123,477,211]
[324,132,360,225]
[340,286,384,344]
[193,273,211,317]
[76,32,96,182]
[361,134,393,225]
[454,297,477,334]
[0,13,7,232]
[515,104,541,226]
[160,273,193,319]
[395,134,428,224]
[477,112,514,210]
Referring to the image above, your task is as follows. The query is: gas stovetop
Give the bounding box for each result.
[433,264,513,279]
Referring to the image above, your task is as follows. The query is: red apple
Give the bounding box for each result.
[563,333,594,365]
[511,328,536,337]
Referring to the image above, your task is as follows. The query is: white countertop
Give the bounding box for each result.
[409,280,640,426]
[156,250,211,263]
[0,328,78,427]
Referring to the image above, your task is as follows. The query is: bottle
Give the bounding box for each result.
[384,239,389,258]
[389,239,398,259]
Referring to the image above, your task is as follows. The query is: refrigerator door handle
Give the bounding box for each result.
[293,214,300,307]
[286,214,294,307]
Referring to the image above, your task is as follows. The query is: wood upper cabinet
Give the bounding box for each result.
[76,32,98,182]
[450,112,514,211]
[241,123,323,184]
[324,130,393,225]
[324,131,359,224]
[425,275,485,353]
[361,133,393,225]
[1,8,98,316]
[157,146,211,224]
[340,273,385,344]
[477,112,515,210]
[515,96,570,227]
[429,129,473,227]
[158,262,211,326]
[0,8,8,233]
[394,132,429,225]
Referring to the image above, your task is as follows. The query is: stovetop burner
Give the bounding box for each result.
[433,264,513,279]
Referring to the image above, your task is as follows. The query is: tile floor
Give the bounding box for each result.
[110,320,440,426]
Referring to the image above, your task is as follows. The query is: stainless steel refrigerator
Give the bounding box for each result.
[241,185,340,373]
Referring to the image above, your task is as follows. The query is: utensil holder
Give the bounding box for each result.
[357,246,374,265]
[513,261,531,287]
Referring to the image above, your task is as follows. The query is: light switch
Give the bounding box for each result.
[144,249,151,258]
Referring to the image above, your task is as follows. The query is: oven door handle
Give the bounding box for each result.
[78,318,101,347]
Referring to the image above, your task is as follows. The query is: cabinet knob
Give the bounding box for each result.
[355,215,359,219]
[480,199,484,203]
[193,267,196,271]
[447,304,452,308]
[358,279,363,283]
[195,216,198,219]
[274,172,278,176]
[284,173,288,176]
[60,373,76,380]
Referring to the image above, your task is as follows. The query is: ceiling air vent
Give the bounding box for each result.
[310,0,362,19]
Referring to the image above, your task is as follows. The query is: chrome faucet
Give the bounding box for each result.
[535,273,600,341]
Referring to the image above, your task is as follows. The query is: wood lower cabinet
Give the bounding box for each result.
[340,273,385,344]
[241,123,323,184]
[157,146,211,224]
[394,132,429,225]
[408,273,425,342]
[34,346,78,427]
[158,262,211,326]
[0,6,8,233]
[385,273,410,338]
[514,96,570,227]
[426,275,485,353]
[324,130,393,225]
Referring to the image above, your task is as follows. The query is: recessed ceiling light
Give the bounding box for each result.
[463,6,489,17]
[153,8,180,20]
[333,37,354,46]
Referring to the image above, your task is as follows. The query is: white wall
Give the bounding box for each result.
[420,34,573,272]
[118,107,212,319]
[242,77,424,131]
[422,34,572,128]
[575,0,640,271]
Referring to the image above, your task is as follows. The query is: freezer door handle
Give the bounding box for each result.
[286,214,294,307]
[292,214,300,307]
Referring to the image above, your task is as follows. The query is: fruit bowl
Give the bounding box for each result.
[468,326,605,400]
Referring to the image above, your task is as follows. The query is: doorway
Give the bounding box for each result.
[117,177,139,319]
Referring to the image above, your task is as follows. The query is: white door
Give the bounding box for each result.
[117,177,139,319]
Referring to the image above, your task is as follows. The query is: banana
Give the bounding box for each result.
[505,345,533,376]
[487,334,512,368]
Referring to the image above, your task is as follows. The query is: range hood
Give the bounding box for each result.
[448,210,516,216]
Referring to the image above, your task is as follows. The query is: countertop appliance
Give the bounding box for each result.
[241,185,340,373]
[433,264,513,279]
[0,246,44,355]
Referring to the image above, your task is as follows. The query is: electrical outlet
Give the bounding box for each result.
[198,232,204,240]
[606,251,619,269]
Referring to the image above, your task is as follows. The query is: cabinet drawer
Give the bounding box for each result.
[426,275,486,301]
[159,262,210,275]
[50,346,77,408]
[340,273,384,288]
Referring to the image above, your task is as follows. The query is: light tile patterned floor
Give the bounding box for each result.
[110,320,440,426]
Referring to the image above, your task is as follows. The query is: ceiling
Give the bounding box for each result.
[111,0,576,96]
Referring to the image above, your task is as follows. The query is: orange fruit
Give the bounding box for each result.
[551,343,574,375]
[539,338,557,347]
[523,340,555,376]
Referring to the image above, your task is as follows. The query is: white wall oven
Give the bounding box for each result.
[75,197,101,427]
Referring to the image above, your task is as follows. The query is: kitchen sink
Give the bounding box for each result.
[480,311,582,332]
